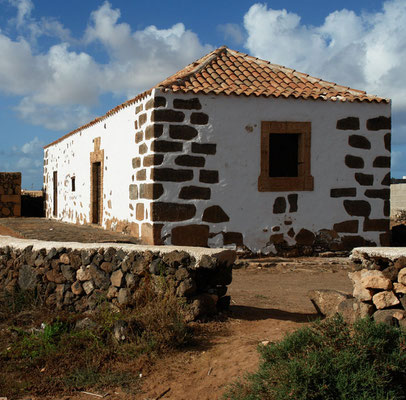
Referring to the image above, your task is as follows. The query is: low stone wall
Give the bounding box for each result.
[0,172,21,217]
[0,236,235,320]
[350,247,406,326]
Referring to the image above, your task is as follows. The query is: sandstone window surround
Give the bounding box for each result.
[258,121,314,191]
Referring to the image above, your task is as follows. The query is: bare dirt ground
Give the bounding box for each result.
[0,219,354,400]
[24,257,352,400]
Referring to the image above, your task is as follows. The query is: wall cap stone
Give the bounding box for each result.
[351,247,406,263]
[0,235,236,268]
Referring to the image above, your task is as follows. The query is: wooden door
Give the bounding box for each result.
[92,162,101,224]
[53,171,57,217]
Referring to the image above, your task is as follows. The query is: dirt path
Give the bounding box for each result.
[137,258,353,400]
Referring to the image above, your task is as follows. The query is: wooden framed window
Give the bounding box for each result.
[71,176,76,192]
[258,121,314,191]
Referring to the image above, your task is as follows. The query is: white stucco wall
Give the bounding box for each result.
[44,87,390,253]
[155,90,390,252]
[44,90,157,236]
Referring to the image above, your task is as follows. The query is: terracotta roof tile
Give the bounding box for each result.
[156,46,388,104]
[45,46,389,148]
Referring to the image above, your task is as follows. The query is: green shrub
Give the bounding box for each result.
[224,315,406,400]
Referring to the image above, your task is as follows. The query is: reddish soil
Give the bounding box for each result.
[23,257,352,400]
[0,219,354,399]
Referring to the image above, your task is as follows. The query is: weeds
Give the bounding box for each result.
[0,282,192,398]
[224,315,406,400]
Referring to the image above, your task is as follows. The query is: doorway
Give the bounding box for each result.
[53,171,57,217]
[91,162,102,224]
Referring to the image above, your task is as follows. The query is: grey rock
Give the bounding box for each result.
[82,280,95,295]
[308,289,350,317]
[337,298,374,324]
[176,278,196,297]
[111,269,124,287]
[117,288,130,305]
[61,265,75,282]
[75,317,97,331]
[113,320,129,341]
[18,265,38,290]
[373,309,404,326]
[149,258,165,275]
[175,267,190,281]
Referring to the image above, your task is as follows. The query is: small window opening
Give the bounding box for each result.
[71,176,76,192]
[269,133,299,177]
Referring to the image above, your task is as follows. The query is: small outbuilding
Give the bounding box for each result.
[44,47,391,254]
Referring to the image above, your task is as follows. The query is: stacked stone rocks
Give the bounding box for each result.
[0,240,234,320]
[350,249,406,327]
[0,172,21,217]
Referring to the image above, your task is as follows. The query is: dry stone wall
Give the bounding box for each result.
[0,172,21,218]
[350,248,406,326]
[0,237,235,320]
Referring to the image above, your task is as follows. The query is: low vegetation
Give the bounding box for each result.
[0,281,192,398]
[224,315,406,400]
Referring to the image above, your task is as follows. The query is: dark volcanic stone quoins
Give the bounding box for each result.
[273,197,286,214]
[140,183,164,199]
[152,109,184,123]
[364,189,390,200]
[179,186,211,200]
[287,194,298,212]
[143,154,164,167]
[175,155,205,168]
[330,188,356,198]
[355,173,374,186]
[173,98,202,110]
[151,202,196,222]
[333,220,359,233]
[191,143,216,155]
[169,125,198,140]
[336,117,360,130]
[199,170,219,184]
[345,155,364,169]
[145,96,166,110]
[348,135,371,149]
[190,112,209,125]
[145,124,163,139]
[151,168,193,182]
[171,225,209,247]
[373,156,390,168]
[343,200,371,217]
[151,140,183,153]
[367,116,391,131]
[202,205,230,223]
[384,133,391,151]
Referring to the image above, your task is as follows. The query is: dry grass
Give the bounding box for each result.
[0,280,193,398]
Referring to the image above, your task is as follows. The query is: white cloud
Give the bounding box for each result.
[8,0,34,28]
[0,136,45,188]
[0,1,212,131]
[218,23,245,44]
[243,0,406,109]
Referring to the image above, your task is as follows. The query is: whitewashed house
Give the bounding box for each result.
[44,47,391,254]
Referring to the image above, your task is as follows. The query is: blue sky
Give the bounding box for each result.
[0,0,405,188]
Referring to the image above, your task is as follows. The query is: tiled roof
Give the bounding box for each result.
[156,46,388,103]
[45,46,389,148]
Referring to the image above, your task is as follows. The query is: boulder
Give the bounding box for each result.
[398,268,406,285]
[337,298,374,324]
[308,289,350,317]
[360,270,392,290]
[348,271,374,301]
[372,291,400,309]
[373,309,405,326]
